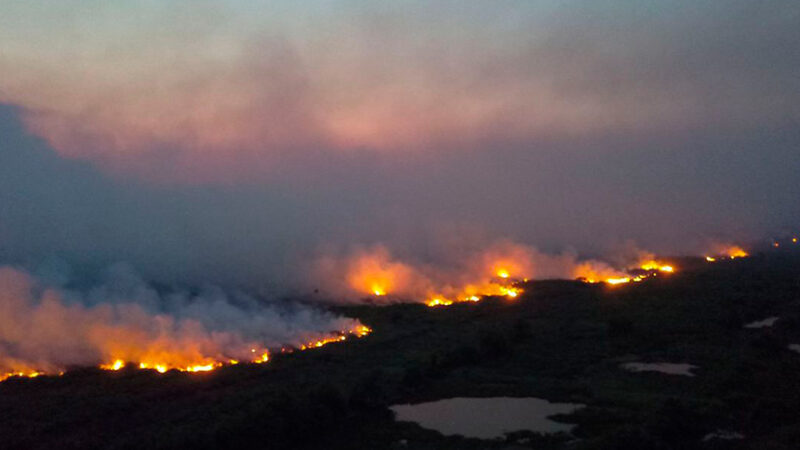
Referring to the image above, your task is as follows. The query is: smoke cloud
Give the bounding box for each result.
[0,262,363,376]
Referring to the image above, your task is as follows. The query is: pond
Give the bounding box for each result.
[621,362,697,376]
[390,397,583,439]
[744,317,779,328]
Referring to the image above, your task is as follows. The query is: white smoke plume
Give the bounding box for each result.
[0,263,365,376]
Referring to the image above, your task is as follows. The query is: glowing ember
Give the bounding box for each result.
[606,277,632,285]
[496,269,510,279]
[705,256,716,262]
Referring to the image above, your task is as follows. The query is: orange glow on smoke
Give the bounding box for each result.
[423,256,526,307]
[727,246,749,258]
[573,262,630,285]
[341,246,416,299]
[705,245,748,262]
[100,359,126,371]
[574,257,676,287]
[2,325,371,383]
[333,244,685,306]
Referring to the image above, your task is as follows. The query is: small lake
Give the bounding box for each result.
[744,317,779,328]
[390,397,583,439]
[621,362,696,376]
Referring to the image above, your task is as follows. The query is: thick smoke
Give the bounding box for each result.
[0,263,363,376]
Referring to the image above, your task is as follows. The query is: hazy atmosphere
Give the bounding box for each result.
[1,1,798,293]
[2,2,800,449]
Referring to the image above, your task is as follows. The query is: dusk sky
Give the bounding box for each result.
[1,0,798,290]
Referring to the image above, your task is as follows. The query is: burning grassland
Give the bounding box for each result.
[704,245,749,262]
[2,237,761,383]
[311,241,689,307]
[0,264,370,383]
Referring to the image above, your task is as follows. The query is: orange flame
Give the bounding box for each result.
[0,371,42,383]
[726,246,748,258]
[2,325,372,383]
[639,260,674,273]
[705,244,748,262]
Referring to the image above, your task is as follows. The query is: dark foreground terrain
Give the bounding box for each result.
[1,250,800,449]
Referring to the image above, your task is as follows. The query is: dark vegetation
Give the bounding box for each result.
[1,250,800,449]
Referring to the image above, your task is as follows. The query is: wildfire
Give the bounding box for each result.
[705,245,748,262]
[425,284,523,306]
[728,247,749,258]
[426,297,454,307]
[100,359,126,371]
[574,261,633,286]
[371,286,386,296]
[0,371,42,383]
[639,260,674,273]
[138,363,169,373]
[573,256,677,287]
[251,351,270,363]
[1,325,372,383]
[423,279,523,307]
